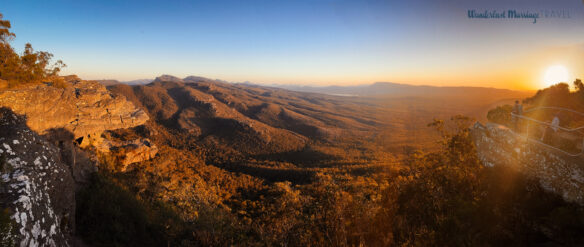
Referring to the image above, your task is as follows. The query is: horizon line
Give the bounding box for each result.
[83,74,543,92]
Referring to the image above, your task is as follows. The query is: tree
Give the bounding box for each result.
[392,116,484,246]
[0,14,15,43]
[575,79,584,100]
[0,13,65,87]
[575,79,584,92]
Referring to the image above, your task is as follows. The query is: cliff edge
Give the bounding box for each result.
[0,80,149,139]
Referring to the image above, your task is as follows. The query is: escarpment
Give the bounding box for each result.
[0,79,158,167]
[0,80,149,139]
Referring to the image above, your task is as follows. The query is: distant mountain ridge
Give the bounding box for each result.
[275,82,531,97]
[100,75,531,99]
[124,78,153,85]
[96,78,153,86]
[152,75,230,84]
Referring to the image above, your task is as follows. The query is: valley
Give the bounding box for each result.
[105,75,530,178]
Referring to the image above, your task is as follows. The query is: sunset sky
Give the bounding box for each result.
[2,0,584,90]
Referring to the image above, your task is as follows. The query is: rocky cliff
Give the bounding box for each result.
[0,108,74,246]
[472,122,584,205]
[0,80,159,246]
[0,80,149,138]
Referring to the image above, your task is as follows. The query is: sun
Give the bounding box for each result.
[543,65,570,88]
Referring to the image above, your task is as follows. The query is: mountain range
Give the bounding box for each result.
[105,75,532,158]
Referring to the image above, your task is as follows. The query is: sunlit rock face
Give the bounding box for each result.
[472,122,584,205]
[93,138,159,171]
[0,108,74,247]
[0,80,148,139]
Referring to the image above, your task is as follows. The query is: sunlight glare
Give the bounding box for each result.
[543,65,570,88]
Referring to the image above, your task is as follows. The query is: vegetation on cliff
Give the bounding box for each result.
[0,14,65,88]
[524,80,584,111]
[488,79,584,127]
[487,80,584,153]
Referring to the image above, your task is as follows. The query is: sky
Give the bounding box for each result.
[2,0,584,90]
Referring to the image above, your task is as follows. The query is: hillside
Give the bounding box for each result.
[109,76,532,157]
[94,78,584,246]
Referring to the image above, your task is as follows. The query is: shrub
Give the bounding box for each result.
[487,104,513,126]
[49,76,68,88]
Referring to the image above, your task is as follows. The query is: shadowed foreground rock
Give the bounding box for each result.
[472,122,584,205]
[0,108,74,246]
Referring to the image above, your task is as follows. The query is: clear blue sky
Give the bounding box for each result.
[2,0,584,89]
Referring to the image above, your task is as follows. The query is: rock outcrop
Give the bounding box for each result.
[472,122,584,205]
[94,138,158,171]
[0,80,149,138]
[0,108,75,246]
[116,139,158,170]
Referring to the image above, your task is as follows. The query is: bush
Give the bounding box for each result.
[49,76,68,89]
[487,104,513,126]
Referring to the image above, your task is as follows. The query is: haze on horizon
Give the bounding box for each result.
[3,0,584,90]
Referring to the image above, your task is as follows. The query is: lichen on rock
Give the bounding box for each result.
[0,107,74,246]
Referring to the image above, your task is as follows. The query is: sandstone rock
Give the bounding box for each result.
[472,122,584,205]
[94,138,158,171]
[0,107,75,246]
[116,139,159,171]
[0,80,148,139]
